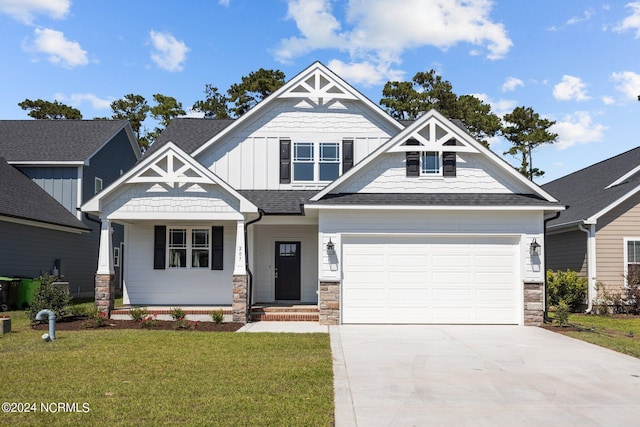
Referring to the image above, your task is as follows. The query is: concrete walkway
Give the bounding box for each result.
[236,321,327,333]
[331,325,640,427]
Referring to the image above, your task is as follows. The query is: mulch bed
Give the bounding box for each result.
[32,317,243,332]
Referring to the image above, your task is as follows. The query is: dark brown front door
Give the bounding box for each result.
[275,241,301,300]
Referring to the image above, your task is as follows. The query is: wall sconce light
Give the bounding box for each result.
[530,238,541,256]
[326,238,335,255]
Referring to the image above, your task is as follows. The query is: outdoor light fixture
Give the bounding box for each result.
[530,238,541,256]
[326,238,335,255]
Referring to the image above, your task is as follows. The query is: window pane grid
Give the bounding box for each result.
[421,152,440,174]
[168,228,209,268]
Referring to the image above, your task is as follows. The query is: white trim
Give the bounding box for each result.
[305,204,564,212]
[76,166,83,220]
[606,165,640,189]
[0,215,88,234]
[8,160,86,166]
[623,237,640,286]
[587,183,640,223]
[113,246,120,268]
[106,211,245,221]
[94,176,103,194]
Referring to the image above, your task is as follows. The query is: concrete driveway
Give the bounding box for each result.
[330,325,640,426]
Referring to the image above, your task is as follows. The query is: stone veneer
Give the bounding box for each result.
[232,275,249,323]
[319,280,340,325]
[523,281,544,326]
[95,274,115,314]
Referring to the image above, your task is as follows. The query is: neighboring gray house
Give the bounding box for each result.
[0,120,140,296]
[543,146,640,310]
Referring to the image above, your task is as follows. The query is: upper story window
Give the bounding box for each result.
[94,177,103,194]
[407,150,456,178]
[293,142,340,182]
[421,152,441,175]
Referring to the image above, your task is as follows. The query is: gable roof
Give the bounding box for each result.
[312,109,560,204]
[0,120,139,164]
[145,118,234,156]
[0,158,89,232]
[82,141,257,215]
[543,146,640,227]
[190,61,403,158]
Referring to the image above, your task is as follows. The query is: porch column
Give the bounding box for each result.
[95,218,115,314]
[232,220,248,323]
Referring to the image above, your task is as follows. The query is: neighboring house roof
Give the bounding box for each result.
[238,190,318,214]
[0,120,139,163]
[146,118,234,156]
[310,193,561,208]
[542,146,640,228]
[0,158,89,232]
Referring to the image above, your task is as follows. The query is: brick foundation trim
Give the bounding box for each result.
[524,281,544,326]
[232,275,249,323]
[319,280,340,325]
[95,273,115,314]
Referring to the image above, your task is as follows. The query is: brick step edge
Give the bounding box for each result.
[251,313,320,322]
[251,307,319,313]
[111,309,232,315]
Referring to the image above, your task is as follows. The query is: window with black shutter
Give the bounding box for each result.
[211,226,224,270]
[443,152,456,177]
[342,139,354,173]
[405,138,420,177]
[153,225,166,269]
[280,139,291,184]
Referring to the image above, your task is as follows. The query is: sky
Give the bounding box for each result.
[1,0,640,184]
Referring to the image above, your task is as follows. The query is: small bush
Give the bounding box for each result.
[28,273,71,325]
[129,307,148,322]
[211,310,224,324]
[592,282,624,316]
[173,318,197,330]
[67,304,88,317]
[170,307,186,321]
[547,269,587,311]
[139,314,158,328]
[623,267,640,314]
[82,305,109,329]
[554,300,570,326]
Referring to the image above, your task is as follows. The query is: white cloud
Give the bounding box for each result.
[149,30,189,72]
[25,28,88,68]
[218,0,230,6]
[548,8,594,31]
[327,59,404,86]
[502,77,523,92]
[275,0,512,70]
[611,71,640,101]
[473,93,516,117]
[614,2,640,37]
[602,95,615,105]
[55,93,112,110]
[0,0,70,25]
[553,75,590,101]
[551,111,606,150]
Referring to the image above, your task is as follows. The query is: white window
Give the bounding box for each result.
[94,177,103,194]
[626,239,640,285]
[113,247,120,268]
[421,152,440,175]
[293,142,340,182]
[168,228,210,268]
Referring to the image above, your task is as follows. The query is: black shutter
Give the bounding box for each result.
[211,226,224,270]
[280,139,291,184]
[342,139,354,173]
[153,226,166,270]
[443,152,456,177]
[405,138,420,177]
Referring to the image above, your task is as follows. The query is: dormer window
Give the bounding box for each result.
[421,152,440,175]
[293,142,340,182]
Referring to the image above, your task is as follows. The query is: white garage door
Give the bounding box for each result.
[342,235,520,324]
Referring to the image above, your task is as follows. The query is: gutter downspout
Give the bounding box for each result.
[244,209,265,320]
[578,222,597,313]
[544,211,561,322]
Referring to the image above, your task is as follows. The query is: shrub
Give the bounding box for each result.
[170,307,186,321]
[173,318,197,330]
[592,282,624,316]
[554,300,570,326]
[139,314,158,329]
[547,269,587,311]
[27,273,71,325]
[129,307,148,322]
[623,267,640,314]
[211,310,224,324]
[82,305,109,329]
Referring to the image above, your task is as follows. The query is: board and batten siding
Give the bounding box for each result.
[251,224,318,303]
[318,209,544,283]
[595,193,640,292]
[123,222,236,305]
[17,166,78,214]
[196,99,396,190]
[0,221,97,297]
[545,230,587,276]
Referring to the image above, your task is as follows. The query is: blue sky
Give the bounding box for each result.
[1,0,639,184]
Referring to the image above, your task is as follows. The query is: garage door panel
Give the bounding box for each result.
[342,235,519,324]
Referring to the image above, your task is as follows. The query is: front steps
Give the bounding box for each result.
[250,304,319,322]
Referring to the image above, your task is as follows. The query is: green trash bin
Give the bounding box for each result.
[16,278,41,310]
[0,277,21,311]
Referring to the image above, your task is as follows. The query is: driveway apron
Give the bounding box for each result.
[330,325,640,427]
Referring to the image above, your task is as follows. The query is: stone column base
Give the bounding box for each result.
[319,280,340,325]
[232,275,249,323]
[524,281,544,326]
[95,273,115,315]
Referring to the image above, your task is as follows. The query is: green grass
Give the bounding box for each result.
[551,313,640,359]
[0,309,334,426]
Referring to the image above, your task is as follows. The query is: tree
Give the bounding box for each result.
[380,70,500,146]
[192,85,229,119]
[502,106,558,180]
[18,99,82,120]
[227,68,285,117]
[110,94,150,138]
[145,94,186,147]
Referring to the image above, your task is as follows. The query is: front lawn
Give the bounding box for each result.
[0,310,334,426]
[547,313,640,359]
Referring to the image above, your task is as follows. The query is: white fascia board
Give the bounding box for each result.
[0,215,89,234]
[586,183,640,223]
[605,164,640,189]
[107,211,245,221]
[8,160,86,166]
[192,61,403,158]
[304,204,565,212]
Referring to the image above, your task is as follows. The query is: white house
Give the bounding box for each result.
[82,62,563,325]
